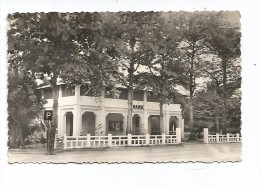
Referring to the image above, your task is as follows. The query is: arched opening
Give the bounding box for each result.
[148,115,161,135]
[169,116,179,135]
[132,114,141,135]
[65,112,73,136]
[106,113,124,136]
[82,112,96,136]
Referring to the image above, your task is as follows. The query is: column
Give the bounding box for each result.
[145,134,150,145]
[57,87,63,137]
[181,119,185,138]
[108,134,112,147]
[143,110,148,134]
[216,133,220,143]
[100,109,106,135]
[123,113,127,135]
[176,128,181,144]
[160,104,165,134]
[236,133,240,142]
[128,134,132,146]
[58,110,64,136]
[165,105,169,135]
[63,133,67,149]
[143,91,148,134]
[203,128,208,144]
[59,86,62,99]
[162,133,166,144]
[177,114,184,138]
[73,85,81,136]
[96,96,106,136]
[143,90,147,106]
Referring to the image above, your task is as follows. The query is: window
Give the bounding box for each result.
[62,85,75,97]
[80,84,95,96]
[108,121,123,131]
[133,91,143,101]
[147,93,160,102]
[44,88,53,99]
[118,89,128,100]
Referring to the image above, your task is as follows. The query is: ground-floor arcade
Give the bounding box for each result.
[57,106,184,138]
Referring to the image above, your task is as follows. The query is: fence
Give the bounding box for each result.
[63,128,181,149]
[203,128,242,144]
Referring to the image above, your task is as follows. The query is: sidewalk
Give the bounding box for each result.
[8,142,241,163]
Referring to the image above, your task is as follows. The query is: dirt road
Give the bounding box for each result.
[8,142,241,163]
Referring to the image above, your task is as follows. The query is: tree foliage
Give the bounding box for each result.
[7,11,241,147]
[202,12,241,132]
[8,66,45,148]
[7,12,120,152]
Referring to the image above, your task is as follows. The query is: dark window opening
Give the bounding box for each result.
[62,85,75,97]
[108,121,123,131]
[135,117,140,128]
[44,88,53,99]
[147,93,160,102]
[133,90,143,101]
[80,84,95,96]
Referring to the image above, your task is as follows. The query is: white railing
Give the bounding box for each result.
[203,128,241,144]
[64,128,181,149]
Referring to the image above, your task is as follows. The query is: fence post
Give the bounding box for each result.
[176,128,181,144]
[128,134,132,146]
[108,134,112,147]
[63,134,67,149]
[236,133,240,142]
[87,134,90,147]
[162,133,165,145]
[146,134,150,145]
[216,133,219,143]
[75,136,78,148]
[203,128,208,144]
[227,133,230,142]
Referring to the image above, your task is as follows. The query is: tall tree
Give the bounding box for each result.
[170,12,212,139]
[193,87,223,133]
[100,12,161,134]
[136,15,185,134]
[205,12,241,132]
[8,64,45,149]
[7,12,119,154]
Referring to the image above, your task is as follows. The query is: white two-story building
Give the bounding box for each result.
[41,84,184,138]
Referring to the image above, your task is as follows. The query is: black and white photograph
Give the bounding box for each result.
[7,11,242,163]
[1,1,260,186]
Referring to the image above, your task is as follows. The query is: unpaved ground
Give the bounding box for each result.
[8,142,241,163]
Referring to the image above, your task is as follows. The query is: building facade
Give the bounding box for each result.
[42,84,184,138]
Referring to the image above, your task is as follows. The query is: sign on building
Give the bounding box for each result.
[133,105,144,109]
[44,110,53,121]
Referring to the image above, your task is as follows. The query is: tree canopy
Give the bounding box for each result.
[7,11,241,149]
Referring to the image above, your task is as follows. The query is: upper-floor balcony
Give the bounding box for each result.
[42,85,182,112]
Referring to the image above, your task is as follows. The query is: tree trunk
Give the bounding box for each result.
[189,68,194,140]
[189,42,195,140]
[221,58,227,133]
[11,116,25,149]
[48,73,58,155]
[215,112,220,133]
[189,99,194,140]
[126,38,136,134]
[17,122,25,149]
[9,125,17,149]
[159,100,164,134]
[126,61,134,134]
